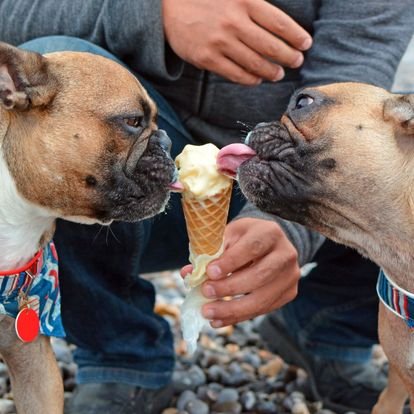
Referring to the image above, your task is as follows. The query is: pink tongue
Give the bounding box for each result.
[217,144,256,178]
[169,181,185,192]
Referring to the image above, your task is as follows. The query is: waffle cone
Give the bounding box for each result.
[182,185,232,257]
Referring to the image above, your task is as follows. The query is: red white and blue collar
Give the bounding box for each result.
[377,269,414,328]
[0,242,64,339]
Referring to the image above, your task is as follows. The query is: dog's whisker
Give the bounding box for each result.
[107,225,120,244]
[92,225,105,244]
[236,120,254,131]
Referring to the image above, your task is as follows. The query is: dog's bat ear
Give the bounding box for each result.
[0,42,57,111]
[383,94,414,136]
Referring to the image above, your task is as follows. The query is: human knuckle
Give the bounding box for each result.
[194,48,215,66]
[208,33,227,49]
[287,247,299,265]
[249,238,267,256]
[272,19,287,34]
[218,15,238,33]
[263,44,280,59]
[256,266,273,284]
[248,58,265,74]
[266,221,283,238]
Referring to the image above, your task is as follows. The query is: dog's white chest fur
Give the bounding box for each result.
[0,152,54,270]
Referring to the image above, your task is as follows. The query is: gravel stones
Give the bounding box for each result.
[148,271,334,414]
[0,270,388,414]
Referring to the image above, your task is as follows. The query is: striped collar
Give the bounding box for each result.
[377,269,414,328]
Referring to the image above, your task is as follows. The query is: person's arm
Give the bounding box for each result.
[300,0,414,89]
[0,0,183,80]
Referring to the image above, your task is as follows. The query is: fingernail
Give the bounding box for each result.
[273,68,285,82]
[292,54,304,68]
[208,265,222,279]
[203,284,216,299]
[300,37,313,51]
[203,307,215,319]
[211,320,223,328]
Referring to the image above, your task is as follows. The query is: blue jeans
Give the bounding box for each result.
[20,36,245,388]
[20,36,380,388]
[282,239,380,363]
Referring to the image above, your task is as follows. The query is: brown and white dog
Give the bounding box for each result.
[218,82,414,413]
[0,42,176,413]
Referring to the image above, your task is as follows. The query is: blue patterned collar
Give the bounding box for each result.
[377,269,414,328]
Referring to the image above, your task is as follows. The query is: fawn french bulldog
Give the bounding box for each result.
[218,82,414,413]
[0,42,177,413]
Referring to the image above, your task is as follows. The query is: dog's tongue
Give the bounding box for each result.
[169,180,185,192]
[217,144,256,178]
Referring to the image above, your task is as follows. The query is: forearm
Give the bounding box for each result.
[235,202,325,266]
[0,0,184,79]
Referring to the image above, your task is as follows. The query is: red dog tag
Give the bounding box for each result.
[15,308,40,342]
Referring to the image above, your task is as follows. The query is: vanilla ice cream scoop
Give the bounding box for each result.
[176,143,232,200]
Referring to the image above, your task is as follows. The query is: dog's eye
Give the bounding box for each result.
[124,116,143,129]
[295,94,314,109]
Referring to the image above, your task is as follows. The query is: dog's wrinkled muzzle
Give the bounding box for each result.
[125,129,172,176]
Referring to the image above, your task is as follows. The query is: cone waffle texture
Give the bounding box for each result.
[182,185,232,257]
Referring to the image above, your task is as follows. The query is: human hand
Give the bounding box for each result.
[162,0,312,85]
[180,218,301,327]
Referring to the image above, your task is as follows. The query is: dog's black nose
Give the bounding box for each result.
[151,129,172,153]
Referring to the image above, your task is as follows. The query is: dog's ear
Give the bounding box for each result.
[383,94,414,136]
[0,41,57,111]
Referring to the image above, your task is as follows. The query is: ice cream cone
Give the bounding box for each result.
[175,143,234,353]
[182,184,232,257]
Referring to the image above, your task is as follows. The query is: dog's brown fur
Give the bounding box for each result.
[0,42,175,413]
[237,83,414,412]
